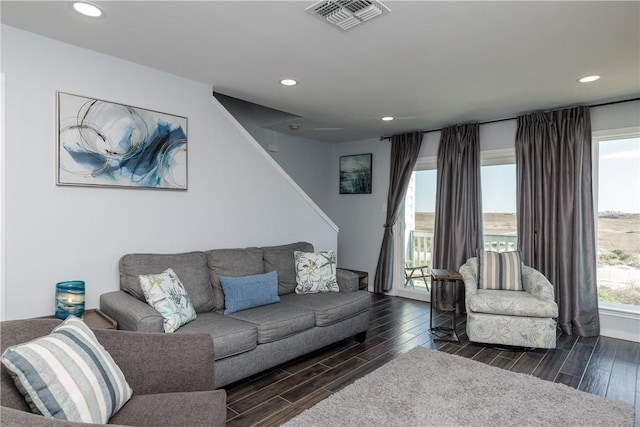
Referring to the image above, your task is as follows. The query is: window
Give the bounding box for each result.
[402,150,517,295]
[480,164,517,251]
[594,129,640,308]
[480,149,517,251]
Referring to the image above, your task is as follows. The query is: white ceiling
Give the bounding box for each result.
[2,1,639,143]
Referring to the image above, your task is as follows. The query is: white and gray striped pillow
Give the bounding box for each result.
[1,316,132,423]
[477,250,523,291]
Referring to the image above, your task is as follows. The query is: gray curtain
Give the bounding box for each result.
[432,124,483,312]
[433,123,483,269]
[373,131,423,293]
[516,106,599,336]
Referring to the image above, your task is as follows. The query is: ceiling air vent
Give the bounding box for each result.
[306,0,390,31]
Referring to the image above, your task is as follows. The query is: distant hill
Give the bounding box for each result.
[415,212,639,254]
[415,212,516,235]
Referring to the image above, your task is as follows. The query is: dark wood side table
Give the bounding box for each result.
[430,269,463,342]
[39,309,117,330]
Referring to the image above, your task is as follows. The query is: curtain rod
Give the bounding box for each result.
[379,97,640,141]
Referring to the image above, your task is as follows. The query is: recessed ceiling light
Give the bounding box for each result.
[72,2,103,17]
[381,116,394,121]
[578,75,600,83]
[280,79,297,86]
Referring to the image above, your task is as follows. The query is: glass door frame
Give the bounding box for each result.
[392,207,431,302]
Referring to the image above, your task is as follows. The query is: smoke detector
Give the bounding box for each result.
[306,0,390,31]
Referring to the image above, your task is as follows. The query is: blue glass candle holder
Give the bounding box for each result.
[55,280,85,320]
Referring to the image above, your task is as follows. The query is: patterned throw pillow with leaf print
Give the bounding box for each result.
[139,268,197,332]
[294,250,340,294]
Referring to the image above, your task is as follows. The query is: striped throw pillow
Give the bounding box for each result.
[477,250,523,291]
[1,316,132,423]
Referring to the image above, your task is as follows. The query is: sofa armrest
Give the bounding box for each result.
[521,265,555,301]
[99,291,163,332]
[93,329,216,395]
[336,268,358,292]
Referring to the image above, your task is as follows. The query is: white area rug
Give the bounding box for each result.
[284,347,634,427]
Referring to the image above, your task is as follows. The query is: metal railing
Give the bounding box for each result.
[407,230,433,268]
[483,234,517,252]
[406,230,517,272]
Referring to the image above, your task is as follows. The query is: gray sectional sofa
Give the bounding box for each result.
[100,241,371,388]
[1,318,226,426]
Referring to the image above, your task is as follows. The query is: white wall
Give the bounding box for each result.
[332,101,640,291]
[592,100,640,131]
[330,138,390,282]
[1,25,337,320]
[213,95,334,214]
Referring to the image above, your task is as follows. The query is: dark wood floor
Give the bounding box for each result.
[224,293,640,426]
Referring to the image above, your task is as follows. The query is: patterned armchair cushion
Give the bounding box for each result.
[468,289,558,317]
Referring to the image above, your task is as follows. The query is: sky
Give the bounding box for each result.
[598,137,640,213]
[414,137,640,214]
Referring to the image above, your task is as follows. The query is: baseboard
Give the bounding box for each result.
[599,304,640,343]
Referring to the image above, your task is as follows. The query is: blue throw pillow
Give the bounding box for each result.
[220,271,280,315]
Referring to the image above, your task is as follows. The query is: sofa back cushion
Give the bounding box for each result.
[119,252,215,313]
[206,248,265,311]
[262,242,314,295]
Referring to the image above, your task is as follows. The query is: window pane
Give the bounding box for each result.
[481,164,517,251]
[415,170,437,234]
[597,137,640,307]
[404,170,436,291]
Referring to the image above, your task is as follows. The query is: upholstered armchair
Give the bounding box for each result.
[459,256,558,349]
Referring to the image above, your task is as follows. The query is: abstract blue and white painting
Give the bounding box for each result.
[57,92,188,189]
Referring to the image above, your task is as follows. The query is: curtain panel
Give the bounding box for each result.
[433,123,483,270]
[373,131,423,293]
[432,123,483,312]
[516,105,599,336]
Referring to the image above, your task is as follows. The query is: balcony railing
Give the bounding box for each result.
[405,230,517,289]
[483,234,517,252]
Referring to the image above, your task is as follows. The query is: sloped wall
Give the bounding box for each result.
[1,25,337,319]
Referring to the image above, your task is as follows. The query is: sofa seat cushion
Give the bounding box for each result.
[109,390,226,427]
[175,312,257,360]
[207,248,265,311]
[120,251,215,313]
[280,291,371,327]
[228,303,315,344]
[468,289,558,318]
[262,242,314,296]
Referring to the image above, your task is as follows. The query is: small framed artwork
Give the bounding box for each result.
[340,153,372,194]
[57,92,188,190]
